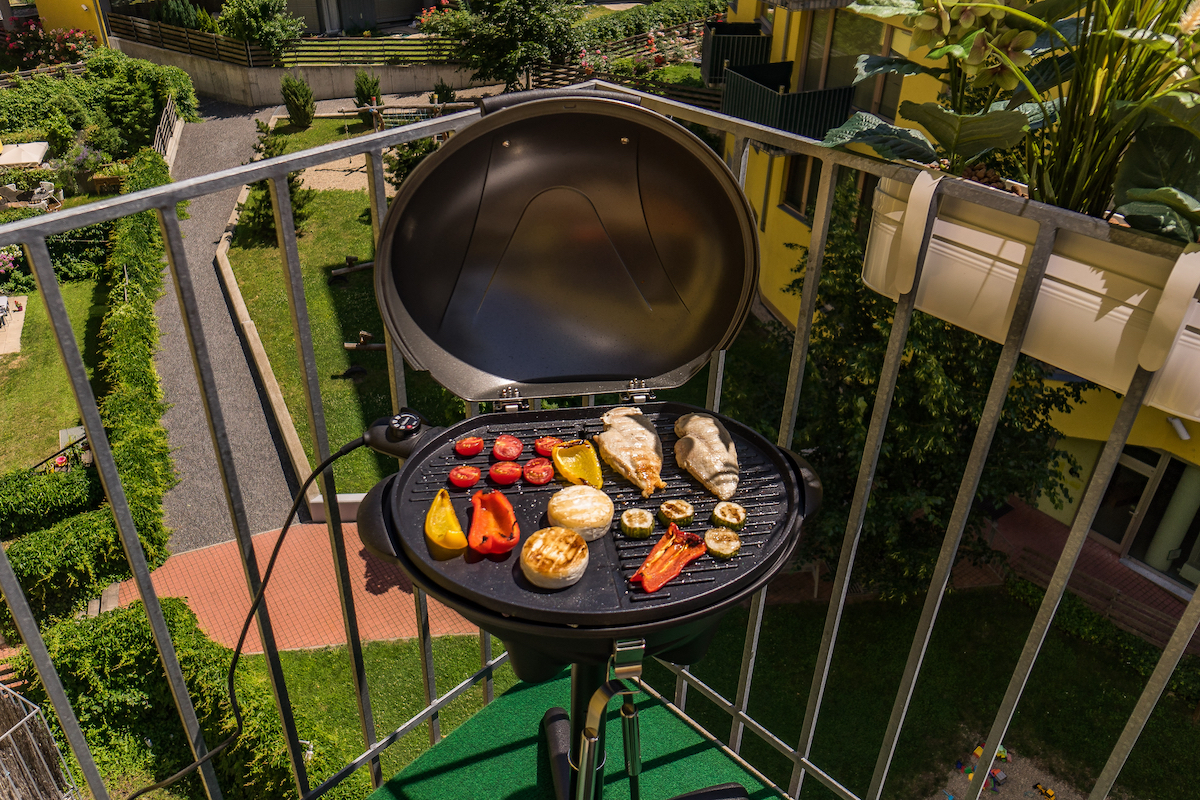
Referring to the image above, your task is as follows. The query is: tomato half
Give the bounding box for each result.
[493,434,524,461]
[455,436,485,457]
[534,436,563,458]
[448,465,481,488]
[523,457,554,485]
[489,461,522,485]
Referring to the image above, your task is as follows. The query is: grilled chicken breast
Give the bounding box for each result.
[593,407,667,498]
[674,413,739,500]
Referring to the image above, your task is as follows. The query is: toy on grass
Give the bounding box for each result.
[997,745,1009,761]
[991,769,1007,786]
[1033,783,1056,799]
[942,791,954,800]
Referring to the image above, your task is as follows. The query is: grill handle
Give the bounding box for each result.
[364,413,446,460]
[779,446,823,520]
[477,87,642,117]
[357,474,402,562]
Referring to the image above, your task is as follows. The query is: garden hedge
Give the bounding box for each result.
[2,149,177,639]
[0,467,103,540]
[1006,577,1200,704]
[578,0,724,46]
[11,600,370,800]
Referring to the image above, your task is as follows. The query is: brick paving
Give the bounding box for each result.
[117,522,474,654]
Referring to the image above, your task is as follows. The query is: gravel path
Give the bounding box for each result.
[156,99,298,553]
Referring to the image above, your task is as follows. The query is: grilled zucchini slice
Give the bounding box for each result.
[620,508,655,539]
[711,501,747,531]
[657,499,694,528]
[704,528,742,560]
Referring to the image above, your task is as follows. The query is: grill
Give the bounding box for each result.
[355,88,821,798]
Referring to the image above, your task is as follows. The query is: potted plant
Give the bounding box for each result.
[822,0,1200,422]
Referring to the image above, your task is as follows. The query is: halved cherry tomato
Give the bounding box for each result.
[523,457,554,485]
[448,465,481,488]
[489,461,522,485]
[534,436,563,458]
[455,436,485,457]
[493,434,524,461]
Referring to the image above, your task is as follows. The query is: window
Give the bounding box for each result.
[800,9,896,118]
[783,156,821,219]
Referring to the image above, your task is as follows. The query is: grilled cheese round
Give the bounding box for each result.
[546,485,614,541]
[520,527,589,589]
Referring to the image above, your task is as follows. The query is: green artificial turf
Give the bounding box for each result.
[0,279,105,470]
[371,669,779,800]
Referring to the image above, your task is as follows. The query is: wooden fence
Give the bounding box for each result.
[108,13,458,68]
[600,19,707,61]
[0,62,86,89]
[532,64,721,111]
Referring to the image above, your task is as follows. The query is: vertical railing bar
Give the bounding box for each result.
[23,237,224,800]
[1089,588,1200,800]
[964,366,1154,800]
[729,588,767,753]
[0,550,108,799]
[161,208,317,796]
[269,175,379,790]
[705,349,727,412]
[467,401,479,418]
[789,184,935,796]
[414,588,442,743]
[865,223,1059,800]
[480,631,494,704]
[777,158,837,450]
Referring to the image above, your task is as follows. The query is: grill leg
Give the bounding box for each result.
[542,662,610,800]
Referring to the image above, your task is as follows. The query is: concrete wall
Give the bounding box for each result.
[112,37,476,106]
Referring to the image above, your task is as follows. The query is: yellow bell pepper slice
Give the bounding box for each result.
[552,439,603,489]
[424,488,468,560]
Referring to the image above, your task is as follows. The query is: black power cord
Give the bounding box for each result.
[127,436,365,800]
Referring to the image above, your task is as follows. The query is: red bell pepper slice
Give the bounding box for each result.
[630,523,706,593]
[468,490,520,554]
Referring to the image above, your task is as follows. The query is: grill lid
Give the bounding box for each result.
[375,91,760,402]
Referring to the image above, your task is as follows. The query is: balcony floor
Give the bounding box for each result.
[370,670,778,800]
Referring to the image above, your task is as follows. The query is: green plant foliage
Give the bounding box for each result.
[10,600,371,800]
[0,207,114,292]
[218,0,306,55]
[0,150,177,641]
[235,121,317,245]
[1006,577,1200,703]
[154,0,201,30]
[384,138,439,192]
[0,466,104,540]
[280,72,315,129]
[1114,125,1200,242]
[577,0,724,46]
[820,112,939,164]
[783,181,1086,600]
[418,0,583,90]
[45,112,75,157]
[429,76,457,104]
[899,100,1029,165]
[353,68,381,126]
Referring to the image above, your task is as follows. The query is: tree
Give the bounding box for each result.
[783,180,1086,600]
[280,71,315,128]
[418,0,582,91]
[218,0,305,55]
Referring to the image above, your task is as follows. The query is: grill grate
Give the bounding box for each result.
[391,402,803,626]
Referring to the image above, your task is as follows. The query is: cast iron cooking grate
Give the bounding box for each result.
[389,402,803,627]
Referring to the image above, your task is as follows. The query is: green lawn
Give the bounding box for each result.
[244,635,518,787]
[273,118,375,152]
[0,279,105,470]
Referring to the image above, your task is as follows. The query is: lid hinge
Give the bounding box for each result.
[620,380,655,405]
[497,387,530,413]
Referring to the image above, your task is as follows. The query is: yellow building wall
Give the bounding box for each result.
[39,0,108,45]
[1051,386,1200,465]
[1036,436,1103,525]
[729,1,757,24]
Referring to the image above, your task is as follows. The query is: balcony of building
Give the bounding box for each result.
[699,21,773,87]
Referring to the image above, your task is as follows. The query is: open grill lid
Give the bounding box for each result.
[375,91,760,402]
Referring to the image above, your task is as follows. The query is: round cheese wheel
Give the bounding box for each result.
[520,527,589,590]
[546,485,615,541]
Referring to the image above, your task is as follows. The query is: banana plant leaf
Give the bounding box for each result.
[1141,91,1200,140]
[854,54,946,85]
[1114,200,1196,244]
[899,101,1029,163]
[1029,18,1084,56]
[820,112,938,164]
[992,98,1061,131]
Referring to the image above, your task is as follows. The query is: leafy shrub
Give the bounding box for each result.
[0,150,176,641]
[0,168,56,193]
[1006,577,1200,703]
[428,77,457,104]
[0,207,114,290]
[280,72,315,129]
[385,138,439,192]
[46,112,76,157]
[196,8,220,33]
[577,0,724,46]
[235,121,316,245]
[0,18,95,71]
[11,600,371,800]
[154,0,200,29]
[0,467,104,540]
[218,0,305,54]
[353,69,381,126]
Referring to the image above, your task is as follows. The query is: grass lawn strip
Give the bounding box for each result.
[0,280,105,470]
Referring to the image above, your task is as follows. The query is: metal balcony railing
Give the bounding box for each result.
[722,63,855,141]
[699,21,772,86]
[0,81,1197,800]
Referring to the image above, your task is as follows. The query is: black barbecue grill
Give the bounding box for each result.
[356,89,821,800]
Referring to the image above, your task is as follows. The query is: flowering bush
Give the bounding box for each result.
[0,245,19,278]
[0,19,96,71]
[578,48,610,76]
